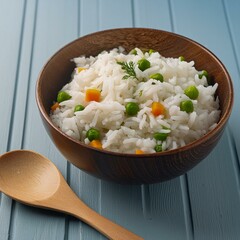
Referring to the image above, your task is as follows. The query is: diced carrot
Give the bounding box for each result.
[85,89,101,102]
[89,140,102,149]
[135,149,144,154]
[77,67,87,73]
[51,102,60,111]
[151,102,165,117]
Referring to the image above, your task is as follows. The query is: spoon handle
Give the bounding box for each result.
[70,197,144,240]
[48,177,143,240]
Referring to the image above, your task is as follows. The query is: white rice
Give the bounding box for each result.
[50,47,220,154]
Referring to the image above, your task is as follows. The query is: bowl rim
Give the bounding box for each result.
[36,27,234,158]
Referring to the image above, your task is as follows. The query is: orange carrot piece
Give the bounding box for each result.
[85,89,101,102]
[151,102,165,117]
[135,149,144,154]
[51,102,60,111]
[89,140,102,149]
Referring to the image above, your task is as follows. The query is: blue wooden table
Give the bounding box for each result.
[0,0,240,239]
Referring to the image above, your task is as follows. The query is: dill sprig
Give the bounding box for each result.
[117,61,137,80]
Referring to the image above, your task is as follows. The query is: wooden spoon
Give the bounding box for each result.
[0,150,143,240]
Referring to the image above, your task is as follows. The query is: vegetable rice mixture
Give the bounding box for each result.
[50,47,220,154]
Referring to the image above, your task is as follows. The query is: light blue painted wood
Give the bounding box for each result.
[98,0,133,30]
[133,0,172,30]
[224,0,240,69]
[0,195,13,240]
[0,0,25,154]
[223,0,240,159]
[22,0,78,169]
[9,0,38,151]
[80,0,99,36]
[0,1,25,239]
[5,0,78,240]
[142,179,189,239]
[188,132,240,240]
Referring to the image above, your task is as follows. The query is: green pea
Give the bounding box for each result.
[198,70,208,79]
[86,128,100,141]
[153,132,168,141]
[149,73,164,82]
[179,56,185,61]
[137,58,151,71]
[129,48,137,55]
[57,91,72,103]
[154,144,163,152]
[125,102,140,116]
[184,85,199,100]
[180,100,194,113]
[74,104,85,112]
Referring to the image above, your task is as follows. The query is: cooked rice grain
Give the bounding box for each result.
[50,47,220,154]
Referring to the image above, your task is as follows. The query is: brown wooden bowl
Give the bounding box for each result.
[36,28,233,184]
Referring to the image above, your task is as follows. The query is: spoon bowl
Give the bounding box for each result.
[0,150,60,201]
[0,150,143,240]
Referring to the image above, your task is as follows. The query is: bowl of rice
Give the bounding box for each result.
[36,28,233,184]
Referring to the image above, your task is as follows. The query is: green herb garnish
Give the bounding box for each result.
[117,61,137,80]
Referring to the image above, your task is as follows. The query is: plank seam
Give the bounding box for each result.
[180,175,194,240]
[141,184,152,220]
[131,0,136,27]
[21,0,39,149]
[63,162,71,240]
[168,0,175,32]
[7,201,16,240]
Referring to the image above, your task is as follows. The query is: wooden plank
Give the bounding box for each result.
[80,0,99,35]
[170,0,240,239]
[22,0,78,168]
[223,0,240,160]
[0,0,25,239]
[0,195,13,240]
[98,0,133,30]
[0,0,25,153]
[133,0,172,30]
[7,0,78,239]
[224,0,240,63]
[187,132,240,240]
